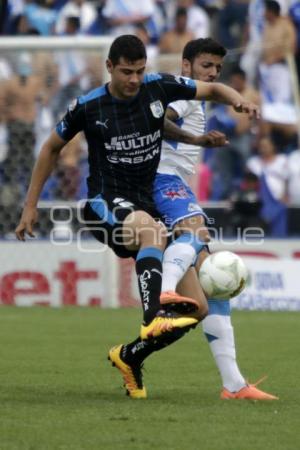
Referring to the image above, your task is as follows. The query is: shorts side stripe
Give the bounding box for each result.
[90,196,117,226]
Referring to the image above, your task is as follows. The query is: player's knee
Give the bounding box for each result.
[176,220,211,244]
[196,227,210,243]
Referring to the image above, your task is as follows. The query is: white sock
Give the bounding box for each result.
[161,242,196,292]
[202,312,246,392]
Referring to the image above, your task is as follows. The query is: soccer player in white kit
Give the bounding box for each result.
[154,38,278,400]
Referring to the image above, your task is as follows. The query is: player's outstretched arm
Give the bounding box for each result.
[194,80,260,119]
[15,131,66,241]
[163,116,197,144]
[164,117,229,147]
[163,108,229,147]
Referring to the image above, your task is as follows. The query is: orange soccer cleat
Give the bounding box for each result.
[221,377,279,400]
[160,290,200,314]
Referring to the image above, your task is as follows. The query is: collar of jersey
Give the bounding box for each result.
[105,83,141,104]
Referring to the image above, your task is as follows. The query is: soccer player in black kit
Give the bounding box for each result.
[16,35,259,399]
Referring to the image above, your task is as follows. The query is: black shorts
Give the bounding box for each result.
[83,193,161,259]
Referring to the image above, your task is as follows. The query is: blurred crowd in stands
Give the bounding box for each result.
[0,0,300,237]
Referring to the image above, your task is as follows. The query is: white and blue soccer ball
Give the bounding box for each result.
[198,251,248,300]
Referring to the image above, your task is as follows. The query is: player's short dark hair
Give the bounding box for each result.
[265,0,281,15]
[182,38,227,63]
[108,35,147,66]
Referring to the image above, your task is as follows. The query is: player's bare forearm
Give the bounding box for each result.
[24,132,65,207]
[195,81,260,119]
[15,131,66,240]
[208,82,243,104]
[163,117,199,145]
[163,118,228,147]
[23,150,57,208]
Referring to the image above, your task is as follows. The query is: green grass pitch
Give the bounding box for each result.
[0,307,299,450]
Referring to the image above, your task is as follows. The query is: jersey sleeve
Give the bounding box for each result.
[168,99,198,118]
[55,98,84,142]
[159,73,197,104]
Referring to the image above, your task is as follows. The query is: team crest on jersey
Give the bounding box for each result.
[162,185,189,200]
[175,75,192,86]
[175,75,183,85]
[150,100,164,118]
[68,98,77,112]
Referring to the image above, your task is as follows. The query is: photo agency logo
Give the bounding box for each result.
[49,202,265,251]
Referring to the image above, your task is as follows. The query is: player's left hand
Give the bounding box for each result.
[233,101,260,119]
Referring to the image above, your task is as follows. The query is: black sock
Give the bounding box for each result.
[121,329,186,366]
[135,247,163,324]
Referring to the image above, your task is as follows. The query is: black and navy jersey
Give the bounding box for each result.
[56,73,196,205]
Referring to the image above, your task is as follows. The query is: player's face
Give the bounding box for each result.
[107,57,146,99]
[183,53,223,82]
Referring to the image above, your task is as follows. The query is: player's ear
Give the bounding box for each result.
[182,58,192,77]
[106,59,113,74]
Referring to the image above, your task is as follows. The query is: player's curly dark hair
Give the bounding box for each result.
[108,35,147,66]
[183,38,227,63]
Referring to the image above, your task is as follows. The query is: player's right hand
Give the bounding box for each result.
[193,130,229,147]
[233,101,260,119]
[15,206,38,241]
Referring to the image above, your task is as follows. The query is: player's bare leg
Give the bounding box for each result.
[109,211,199,398]
[108,268,202,398]
[195,253,278,400]
[122,210,198,337]
[161,213,277,399]
[176,267,208,320]
[160,214,209,307]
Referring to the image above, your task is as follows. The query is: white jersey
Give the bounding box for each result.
[158,99,206,181]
